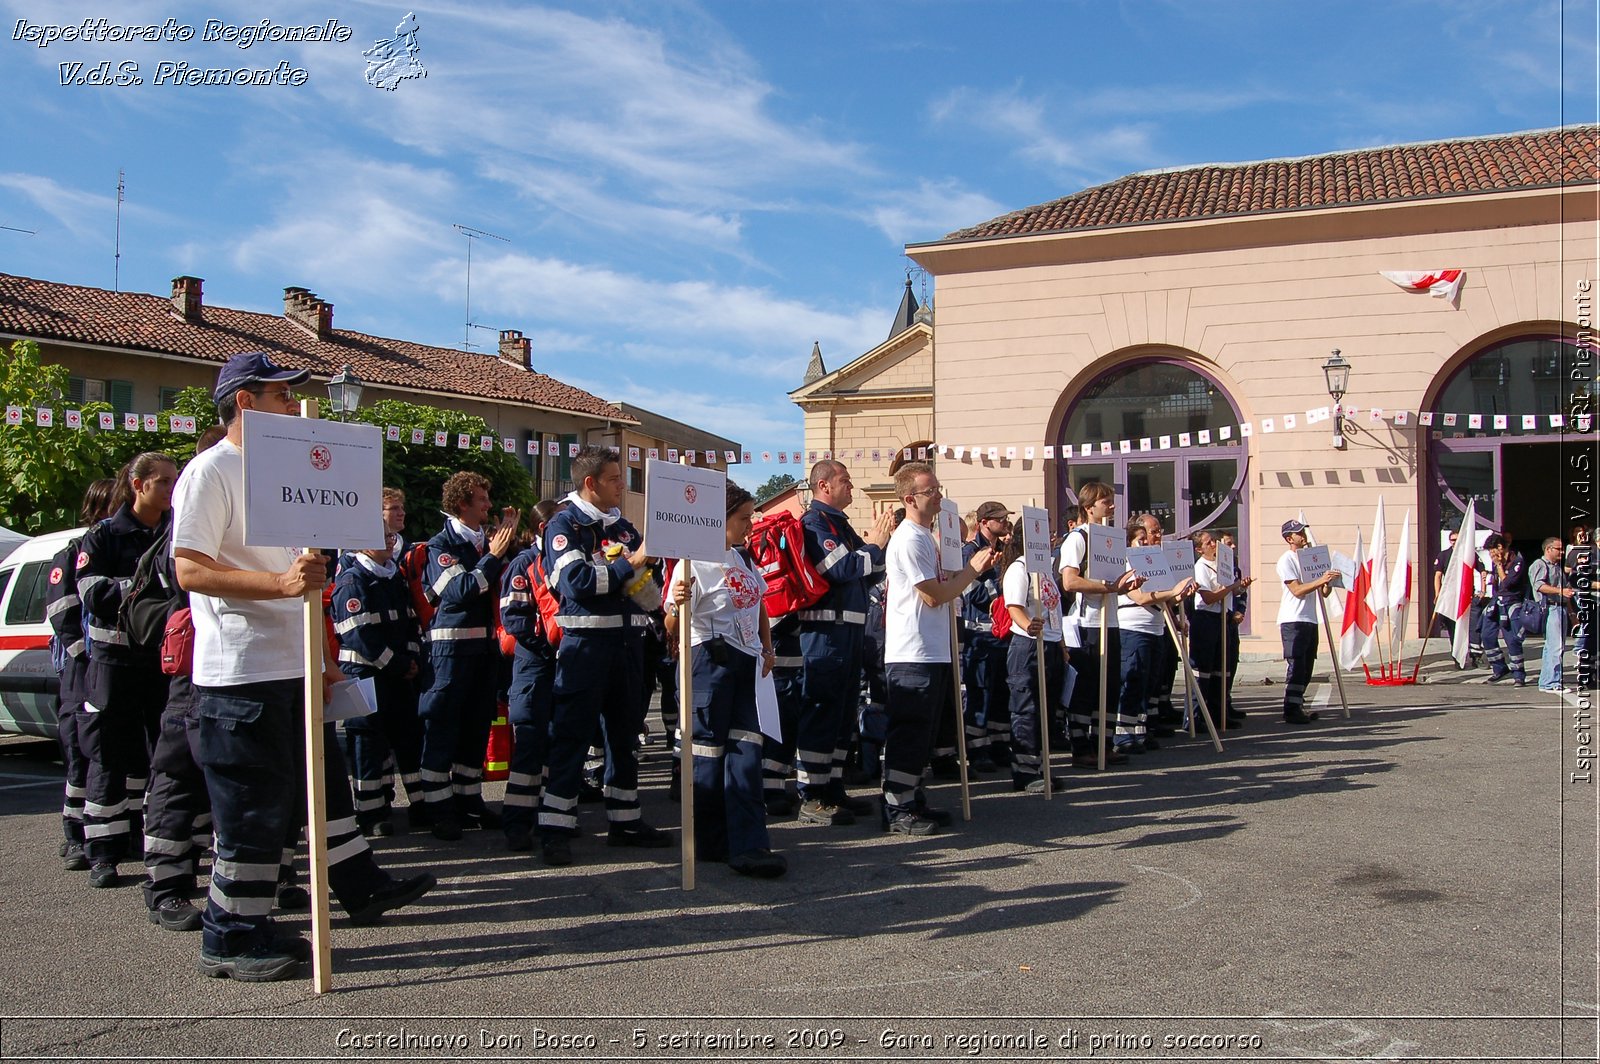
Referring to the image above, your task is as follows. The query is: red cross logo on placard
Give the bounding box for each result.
[309,445,332,471]
[684,485,697,504]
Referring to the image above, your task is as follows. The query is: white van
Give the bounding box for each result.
[0,527,84,739]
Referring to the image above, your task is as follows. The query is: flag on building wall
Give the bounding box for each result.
[1380,269,1465,302]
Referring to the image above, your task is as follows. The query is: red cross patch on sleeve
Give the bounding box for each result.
[75,551,90,570]
[346,598,361,613]
[512,575,529,590]
[438,554,455,568]
[49,566,62,585]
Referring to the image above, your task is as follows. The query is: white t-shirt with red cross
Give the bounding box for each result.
[667,548,767,658]
[1003,558,1063,642]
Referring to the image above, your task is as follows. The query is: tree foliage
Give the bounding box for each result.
[754,472,798,503]
[0,340,540,539]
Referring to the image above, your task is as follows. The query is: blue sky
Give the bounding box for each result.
[1,0,1596,488]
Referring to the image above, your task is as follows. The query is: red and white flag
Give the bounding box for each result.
[1388,507,1413,639]
[1434,501,1479,667]
[1367,497,1391,646]
[1339,529,1378,668]
[1380,269,1464,302]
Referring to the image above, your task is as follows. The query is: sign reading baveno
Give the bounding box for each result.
[644,458,725,563]
[241,410,384,549]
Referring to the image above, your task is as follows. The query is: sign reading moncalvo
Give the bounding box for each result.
[644,458,726,563]
[1084,523,1126,582]
[242,410,384,549]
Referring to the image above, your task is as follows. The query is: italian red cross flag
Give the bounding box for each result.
[1380,269,1464,302]
[1339,528,1378,668]
[1433,500,1480,667]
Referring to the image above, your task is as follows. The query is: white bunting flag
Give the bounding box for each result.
[169,416,182,433]
[123,413,139,431]
[546,441,559,457]
[709,450,720,463]
[1419,412,1435,426]
[1119,440,1132,454]
[1138,437,1151,451]
[1368,408,1383,422]
[900,448,911,461]
[1219,426,1233,441]
[1239,423,1253,438]
[791,452,801,465]
[36,408,53,427]
[1579,416,1594,433]
[1100,442,1113,455]
[741,451,751,464]
[986,447,998,461]
[64,410,82,429]
[807,451,817,463]
[143,414,158,432]
[1442,413,1457,427]
[386,425,400,441]
[1178,433,1191,448]
[456,432,471,449]
[1157,435,1171,450]
[685,451,696,464]
[1393,411,1410,426]
[1551,414,1566,428]
[1025,446,1035,460]
[1261,419,1275,434]
[412,428,426,445]
[503,439,516,453]
[1080,443,1093,457]
[1467,414,1483,429]
[478,435,492,451]
[98,412,115,430]
[668,449,680,462]
[1521,415,1537,430]
[917,447,928,460]
[3,406,21,426]
[627,446,640,462]
[1043,445,1055,459]
[568,443,580,458]
[1492,414,1507,430]
[436,431,450,447]
[1281,416,1295,431]
[1005,446,1017,460]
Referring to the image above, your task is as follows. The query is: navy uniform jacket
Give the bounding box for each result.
[541,504,648,639]
[1491,551,1530,614]
[45,536,88,663]
[331,556,424,679]
[799,500,883,625]
[423,523,504,656]
[960,536,1004,640]
[78,504,169,666]
[500,543,555,658]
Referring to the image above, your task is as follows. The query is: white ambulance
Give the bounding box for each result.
[0,527,84,739]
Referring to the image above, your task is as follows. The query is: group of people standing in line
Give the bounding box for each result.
[46,351,1578,986]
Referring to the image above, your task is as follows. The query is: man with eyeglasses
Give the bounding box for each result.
[881,464,998,834]
[172,352,433,982]
[795,460,894,827]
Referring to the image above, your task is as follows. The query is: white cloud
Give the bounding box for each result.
[930,86,1161,178]
[0,173,113,242]
[865,179,1006,245]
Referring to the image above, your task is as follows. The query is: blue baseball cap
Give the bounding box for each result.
[1281,519,1308,536]
[213,351,310,402]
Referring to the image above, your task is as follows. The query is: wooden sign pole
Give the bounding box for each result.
[948,610,972,821]
[1162,605,1221,752]
[1219,605,1230,731]
[1028,500,1053,799]
[1301,524,1352,718]
[676,453,696,890]
[1096,605,1109,771]
[298,398,334,994]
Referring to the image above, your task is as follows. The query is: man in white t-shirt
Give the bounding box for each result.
[881,463,998,834]
[1275,520,1336,724]
[172,352,434,982]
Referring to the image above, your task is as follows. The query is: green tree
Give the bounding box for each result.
[0,340,117,532]
[347,399,539,543]
[754,472,798,503]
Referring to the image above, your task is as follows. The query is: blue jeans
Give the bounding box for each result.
[1539,604,1567,690]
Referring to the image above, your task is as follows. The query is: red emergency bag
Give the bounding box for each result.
[747,511,829,617]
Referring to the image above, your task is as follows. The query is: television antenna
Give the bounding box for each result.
[114,169,125,291]
[452,223,511,351]
[0,224,35,236]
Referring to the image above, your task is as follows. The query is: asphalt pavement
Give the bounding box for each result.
[0,648,1595,1062]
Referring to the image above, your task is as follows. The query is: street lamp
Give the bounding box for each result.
[326,364,365,418]
[1322,349,1351,450]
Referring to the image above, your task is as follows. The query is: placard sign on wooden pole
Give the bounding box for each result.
[242,404,383,994]
[1162,541,1197,735]
[645,457,728,891]
[1084,523,1125,770]
[1215,541,1236,728]
[1126,546,1173,592]
[1296,540,1351,718]
[938,498,973,820]
[1025,502,1054,798]
[241,410,385,550]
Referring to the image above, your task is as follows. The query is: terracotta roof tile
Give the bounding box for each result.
[941,126,1600,242]
[0,273,627,422]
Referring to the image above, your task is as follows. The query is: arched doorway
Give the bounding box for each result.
[1426,332,1591,574]
[1055,358,1248,540]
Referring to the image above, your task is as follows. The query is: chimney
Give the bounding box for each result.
[498,328,531,370]
[283,287,333,339]
[170,276,203,322]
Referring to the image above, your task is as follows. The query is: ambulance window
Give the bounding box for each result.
[0,568,12,610]
[4,561,50,626]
